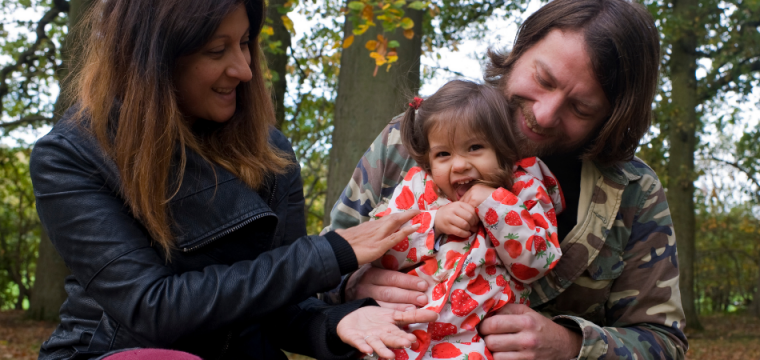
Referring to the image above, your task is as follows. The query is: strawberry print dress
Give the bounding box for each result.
[370,157,564,360]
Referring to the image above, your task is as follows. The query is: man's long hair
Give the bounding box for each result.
[485,0,660,167]
[71,0,291,259]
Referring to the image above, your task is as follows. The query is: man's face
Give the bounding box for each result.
[504,29,611,157]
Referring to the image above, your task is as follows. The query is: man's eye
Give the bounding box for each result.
[574,105,592,117]
[535,73,550,88]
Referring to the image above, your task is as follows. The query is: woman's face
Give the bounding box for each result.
[175,3,252,123]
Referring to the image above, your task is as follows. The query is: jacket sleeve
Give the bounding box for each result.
[370,168,437,271]
[30,131,353,348]
[553,176,688,359]
[475,172,562,285]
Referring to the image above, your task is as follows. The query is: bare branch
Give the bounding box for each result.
[710,155,760,197]
[0,115,54,129]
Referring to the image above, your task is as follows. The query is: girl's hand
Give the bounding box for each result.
[336,211,421,266]
[460,184,497,209]
[337,307,439,359]
[434,202,479,238]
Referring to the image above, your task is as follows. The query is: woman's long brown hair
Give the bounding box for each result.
[72,0,291,259]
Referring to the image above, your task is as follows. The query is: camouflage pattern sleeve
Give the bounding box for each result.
[327,115,417,231]
[554,162,688,360]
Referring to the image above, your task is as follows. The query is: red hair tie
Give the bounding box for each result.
[409,97,423,110]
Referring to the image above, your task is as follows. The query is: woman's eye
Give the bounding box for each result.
[240,40,250,48]
[208,47,225,55]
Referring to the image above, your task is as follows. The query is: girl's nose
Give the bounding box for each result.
[451,155,471,172]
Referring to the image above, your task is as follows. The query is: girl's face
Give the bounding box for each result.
[174,3,252,123]
[427,123,500,201]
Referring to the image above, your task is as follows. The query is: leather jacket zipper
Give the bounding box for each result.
[182,177,278,253]
[215,330,234,360]
[182,211,274,252]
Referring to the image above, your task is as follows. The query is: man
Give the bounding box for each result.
[325,0,688,358]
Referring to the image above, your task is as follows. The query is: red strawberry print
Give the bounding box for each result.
[513,280,525,291]
[482,297,496,311]
[543,176,558,191]
[460,313,482,331]
[492,299,508,311]
[525,179,535,188]
[465,262,477,277]
[375,208,391,218]
[431,343,462,358]
[444,250,462,270]
[497,189,519,205]
[526,235,534,251]
[404,166,422,181]
[395,186,415,210]
[420,258,441,275]
[406,248,417,262]
[412,212,432,233]
[472,333,481,342]
[429,322,457,340]
[512,181,526,195]
[510,263,540,281]
[516,157,537,168]
[532,213,549,229]
[547,231,560,247]
[485,347,495,360]
[411,329,430,352]
[426,232,436,250]
[502,284,514,300]
[484,208,499,226]
[521,209,536,230]
[418,195,426,209]
[467,352,484,360]
[486,229,499,247]
[471,236,481,249]
[450,289,479,316]
[505,238,522,258]
[483,248,496,266]
[495,274,507,287]
[504,210,522,226]
[423,180,438,203]
[388,349,408,360]
[545,208,557,226]
[491,187,509,202]
[523,200,537,210]
[432,282,447,301]
[485,265,496,275]
[550,259,559,269]
[392,238,409,252]
[381,254,399,270]
[467,275,490,295]
[533,235,547,256]
[536,186,552,204]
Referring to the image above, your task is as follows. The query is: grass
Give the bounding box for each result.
[1,310,757,359]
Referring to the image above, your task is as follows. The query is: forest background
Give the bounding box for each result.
[0,0,758,347]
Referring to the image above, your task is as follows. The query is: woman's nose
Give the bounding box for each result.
[532,93,563,129]
[226,48,253,82]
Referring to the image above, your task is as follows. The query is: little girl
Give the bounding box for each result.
[369,80,564,360]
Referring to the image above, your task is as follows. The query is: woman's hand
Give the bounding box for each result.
[459,184,496,209]
[337,307,439,359]
[434,202,479,238]
[335,211,421,266]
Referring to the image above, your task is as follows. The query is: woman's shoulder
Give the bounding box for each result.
[267,126,294,154]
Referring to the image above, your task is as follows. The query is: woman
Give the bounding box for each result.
[31,0,434,359]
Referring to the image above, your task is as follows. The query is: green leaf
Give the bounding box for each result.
[388,40,400,48]
[407,1,426,10]
[348,1,366,11]
[400,17,414,30]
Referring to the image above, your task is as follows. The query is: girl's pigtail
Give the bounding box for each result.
[400,96,429,172]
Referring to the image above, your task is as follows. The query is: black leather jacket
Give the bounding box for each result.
[31,110,365,360]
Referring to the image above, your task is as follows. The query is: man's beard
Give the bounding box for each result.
[507,95,596,158]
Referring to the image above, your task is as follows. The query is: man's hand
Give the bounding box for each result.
[434,202,479,238]
[460,184,497,209]
[479,304,582,360]
[345,265,429,310]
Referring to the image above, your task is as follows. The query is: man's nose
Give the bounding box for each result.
[226,48,253,82]
[532,93,563,128]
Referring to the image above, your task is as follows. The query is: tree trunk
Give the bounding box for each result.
[27,0,93,321]
[668,0,703,331]
[324,4,423,224]
[264,0,292,131]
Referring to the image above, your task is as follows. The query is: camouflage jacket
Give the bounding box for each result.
[326,117,688,360]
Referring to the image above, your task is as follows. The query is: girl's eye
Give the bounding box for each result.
[435,151,450,158]
[469,144,484,151]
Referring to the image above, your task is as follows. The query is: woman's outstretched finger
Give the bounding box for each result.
[392,309,439,325]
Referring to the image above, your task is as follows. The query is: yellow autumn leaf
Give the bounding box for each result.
[382,3,391,9]
[353,24,369,35]
[400,17,414,30]
[387,55,398,63]
[370,52,387,66]
[403,29,414,39]
[261,25,274,36]
[365,40,379,51]
[281,15,294,32]
[343,35,355,48]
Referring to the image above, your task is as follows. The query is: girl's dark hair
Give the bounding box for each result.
[484,0,660,167]
[401,80,520,189]
[72,0,290,259]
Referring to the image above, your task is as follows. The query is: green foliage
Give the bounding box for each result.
[0,146,39,310]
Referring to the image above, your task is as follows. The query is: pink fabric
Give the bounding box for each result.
[103,349,202,360]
